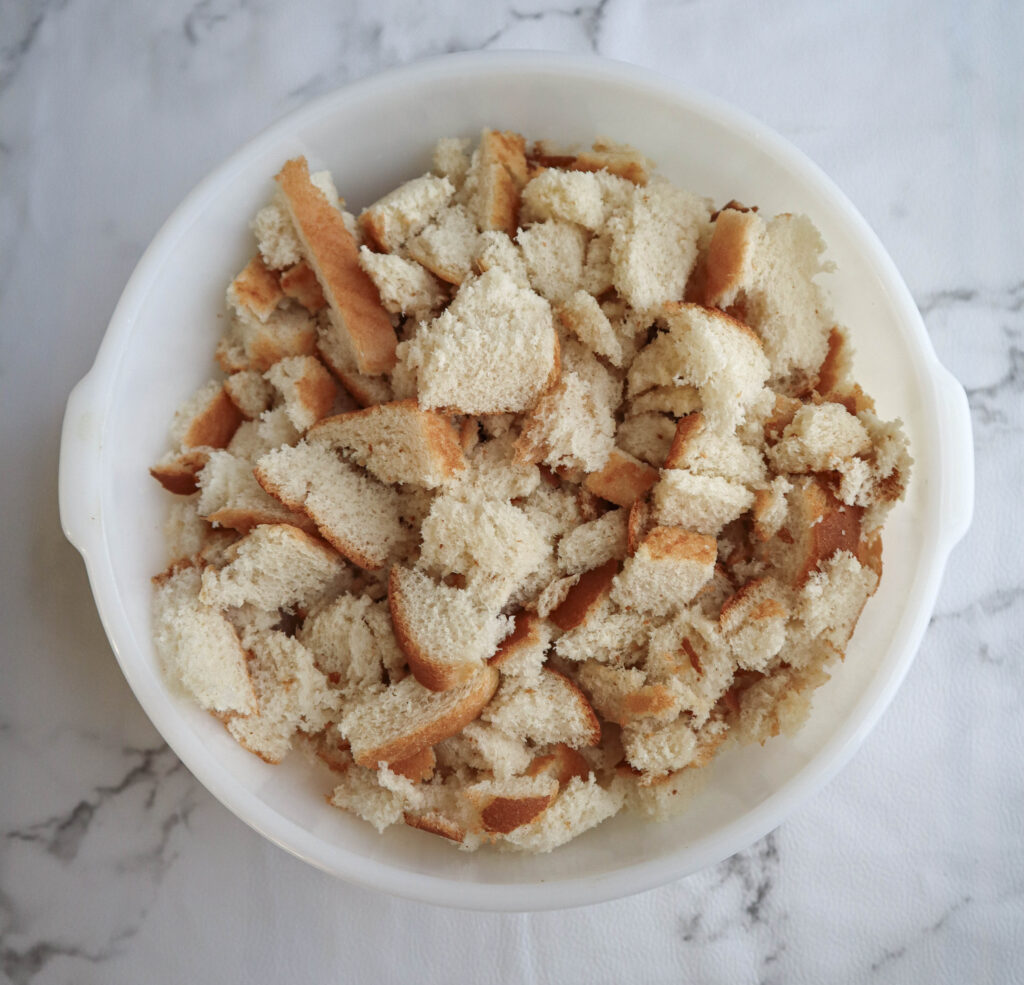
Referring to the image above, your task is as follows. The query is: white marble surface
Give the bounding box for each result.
[1,1,1020,982]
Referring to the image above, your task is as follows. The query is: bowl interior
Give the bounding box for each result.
[89,55,938,908]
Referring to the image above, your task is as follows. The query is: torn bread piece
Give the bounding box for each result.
[483,668,601,749]
[583,448,659,508]
[309,399,464,488]
[340,667,499,768]
[358,173,454,253]
[216,305,319,374]
[488,611,551,678]
[265,355,338,433]
[464,128,529,237]
[169,380,244,451]
[611,526,717,616]
[389,565,513,692]
[275,156,397,376]
[227,255,284,323]
[152,565,257,715]
[279,260,327,313]
[405,204,480,286]
[557,290,624,366]
[357,247,448,322]
[254,440,414,570]
[517,220,587,304]
[224,370,274,421]
[401,268,559,415]
[652,469,755,537]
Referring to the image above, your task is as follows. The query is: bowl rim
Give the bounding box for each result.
[59,49,973,911]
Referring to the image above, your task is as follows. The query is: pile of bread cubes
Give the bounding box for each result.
[151,129,911,853]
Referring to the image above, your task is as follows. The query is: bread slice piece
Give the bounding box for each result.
[571,137,650,185]
[482,667,600,749]
[466,774,559,835]
[308,399,465,488]
[583,448,659,508]
[357,174,454,253]
[616,413,677,468]
[606,178,710,312]
[767,401,871,473]
[664,411,768,485]
[548,559,620,632]
[432,136,472,188]
[514,371,615,473]
[434,719,533,779]
[488,611,551,679]
[198,523,343,610]
[517,220,587,304]
[401,268,559,415]
[611,526,717,615]
[473,230,530,287]
[521,168,608,229]
[150,447,212,495]
[357,246,448,321]
[405,204,480,285]
[216,306,319,374]
[264,355,338,433]
[279,260,327,313]
[254,440,413,570]
[169,380,244,451]
[465,129,528,237]
[226,628,341,763]
[557,508,629,575]
[152,564,257,715]
[389,565,513,692]
[275,156,397,375]
[227,255,284,323]
[718,577,789,672]
[224,370,275,421]
[340,667,499,768]
[652,469,755,536]
[557,290,624,366]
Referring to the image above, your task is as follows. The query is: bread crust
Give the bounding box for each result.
[549,558,620,632]
[280,260,327,312]
[275,157,397,375]
[584,448,659,508]
[229,255,284,321]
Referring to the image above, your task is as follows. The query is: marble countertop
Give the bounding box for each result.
[2,1,1020,982]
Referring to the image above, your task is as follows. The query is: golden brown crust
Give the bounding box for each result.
[642,526,718,565]
[626,494,653,556]
[583,448,659,508]
[293,357,340,427]
[280,260,327,312]
[704,208,759,308]
[182,386,243,449]
[230,255,284,321]
[549,558,620,632]
[476,129,528,237]
[526,744,591,787]
[387,745,436,782]
[663,411,705,470]
[545,667,602,747]
[480,793,555,835]
[570,146,649,185]
[149,448,211,495]
[403,810,465,842]
[793,480,864,585]
[275,157,397,375]
[388,567,481,692]
[489,611,542,668]
[352,667,500,767]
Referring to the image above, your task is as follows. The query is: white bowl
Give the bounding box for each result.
[59,51,973,911]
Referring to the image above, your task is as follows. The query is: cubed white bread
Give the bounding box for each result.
[418,488,550,607]
[226,628,341,763]
[405,205,479,286]
[152,565,256,715]
[730,661,830,745]
[226,406,301,463]
[315,320,395,408]
[401,269,559,415]
[558,336,623,417]
[357,247,448,321]
[517,220,587,304]
[606,178,710,312]
[309,399,464,488]
[482,667,600,749]
[297,593,403,693]
[198,523,343,611]
[150,447,212,496]
[644,611,735,728]
[520,168,607,229]
[705,209,833,390]
[488,611,551,678]
[557,508,629,575]
[652,470,755,536]
[434,720,533,779]
[718,577,789,673]
[216,305,319,374]
[389,565,513,692]
[557,290,624,366]
[473,230,530,288]
[552,599,648,663]
[616,413,676,467]
[579,229,615,296]
[162,495,209,561]
[583,447,659,508]
[466,774,560,836]
[357,173,454,253]
[547,560,620,633]
[227,255,284,322]
[340,666,499,767]
[224,370,274,420]
[450,429,541,500]
[572,137,651,185]
[514,372,615,473]
[254,440,414,570]
[432,136,472,188]
[275,157,397,376]
[464,129,529,237]
[768,402,871,474]
[664,411,768,484]
[611,526,717,616]
[264,355,338,433]
[196,449,311,532]
[169,380,243,451]
[328,756,416,832]
[497,775,624,853]
[795,550,878,658]
[752,475,793,542]
[250,170,342,270]
[621,716,705,778]
[576,661,680,727]
[279,260,327,313]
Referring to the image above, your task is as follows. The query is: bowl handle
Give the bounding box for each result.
[932,362,974,548]
[59,370,105,554]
